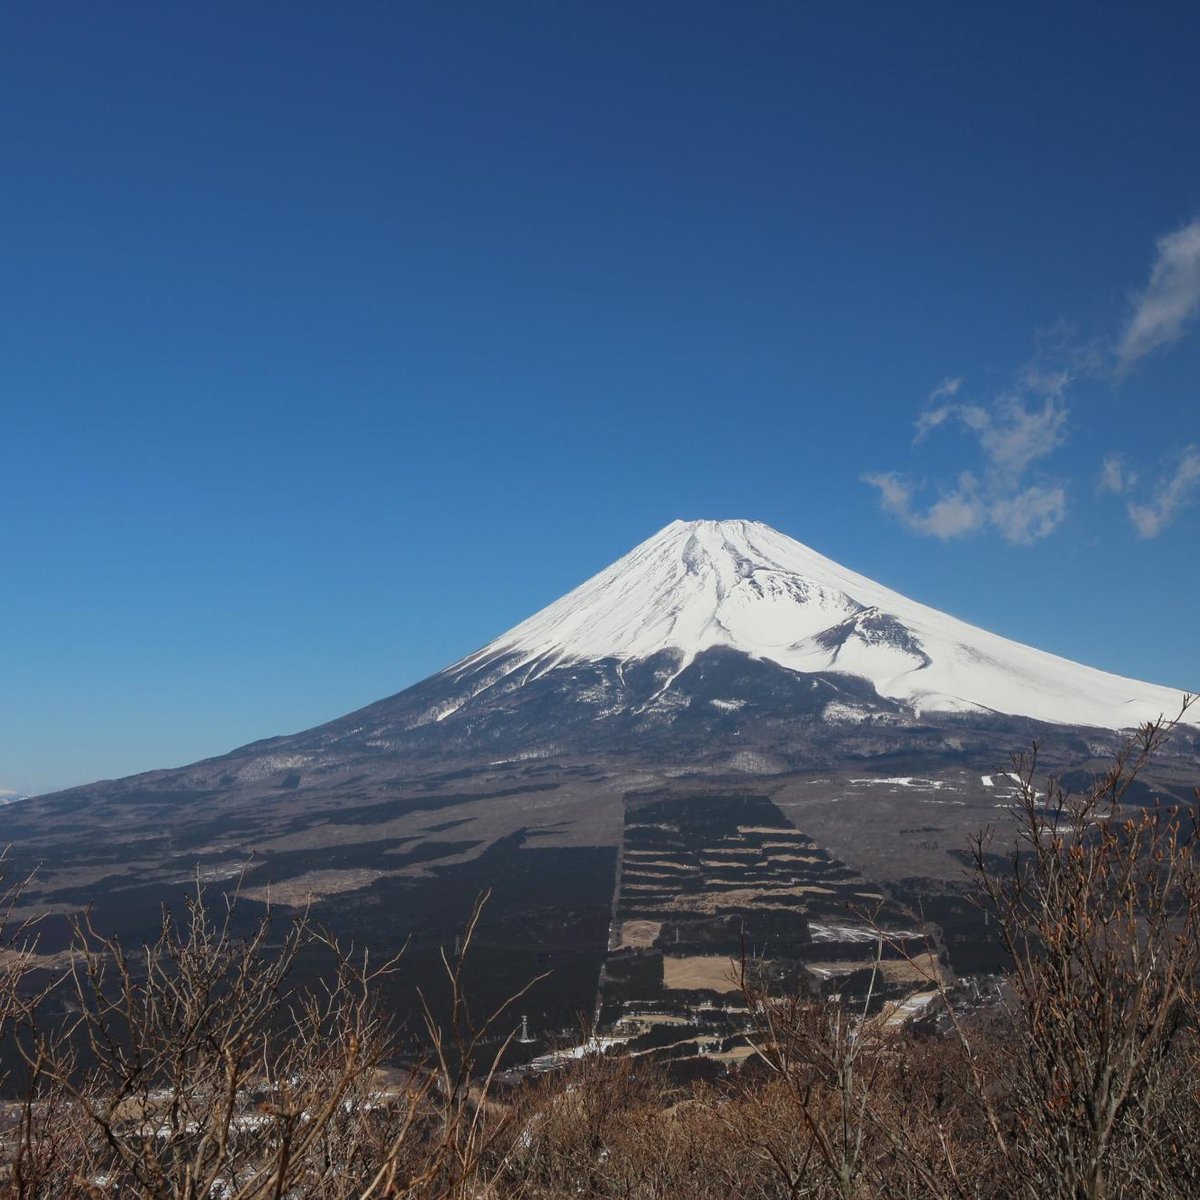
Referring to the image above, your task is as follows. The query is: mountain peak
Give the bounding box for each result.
[458,517,862,674]
[454,519,1191,731]
[664,516,771,533]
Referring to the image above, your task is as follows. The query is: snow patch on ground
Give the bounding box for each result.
[847,777,954,790]
[823,701,872,723]
[237,755,310,782]
[726,750,787,774]
[807,922,925,944]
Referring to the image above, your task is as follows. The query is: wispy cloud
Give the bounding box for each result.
[913,378,964,441]
[929,376,963,403]
[1116,215,1200,372]
[1098,454,1136,495]
[865,373,1070,545]
[867,215,1199,547]
[920,383,1068,480]
[1126,446,1200,538]
[862,471,985,540]
[990,484,1067,545]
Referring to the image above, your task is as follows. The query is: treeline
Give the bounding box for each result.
[2,710,1199,1199]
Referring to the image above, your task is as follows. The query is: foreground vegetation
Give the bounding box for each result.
[2,709,1198,1199]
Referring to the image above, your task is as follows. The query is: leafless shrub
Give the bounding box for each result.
[726,938,967,1200]
[20,881,401,1197]
[0,848,43,1047]
[1,847,95,1199]
[958,699,1200,1200]
[0,878,549,1199]
[498,1052,784,1199]
[360,888,546,1200]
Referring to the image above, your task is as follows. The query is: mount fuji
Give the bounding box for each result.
[446,518,1185,731]
[20,518,1196,817]
[8,519,1197,1033]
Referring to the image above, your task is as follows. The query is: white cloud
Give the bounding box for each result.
[863,471,916,518]
[865,470,1064,545]
[867,218,1200,547]
[914,371,1069,481]
[1126,445,1200,538]
[863,471,985,540]
[978,392,1068,479]
[1117,215,1200,371]
[914,378,964,441]
[926,482,988,539]
[989,485,1067,545]
[876,372,1071,545]
[914,405,954,442]
[930,376,963,402]
[1098,454,1136,495]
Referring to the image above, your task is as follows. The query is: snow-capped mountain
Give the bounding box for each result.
[18,519,1196,831]
[449,519,1188,732]
[9,517,1197,1002]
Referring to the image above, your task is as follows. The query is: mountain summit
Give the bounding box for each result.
[450,518,1185,732]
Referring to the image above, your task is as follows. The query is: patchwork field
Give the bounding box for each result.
[597,791,931,1042]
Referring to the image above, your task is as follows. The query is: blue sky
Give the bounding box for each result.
[3,2,1199,795]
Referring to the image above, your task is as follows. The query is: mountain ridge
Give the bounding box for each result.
[19,518,1196,810]
[444,518,1191,732]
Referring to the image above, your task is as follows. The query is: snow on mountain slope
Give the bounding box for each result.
[454,519,1192,731]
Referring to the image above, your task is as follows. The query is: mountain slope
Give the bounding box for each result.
[96,517,1187,805]
[446,518,1189,732]
[24,517,1188,811]
[6,518,1197,1028]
